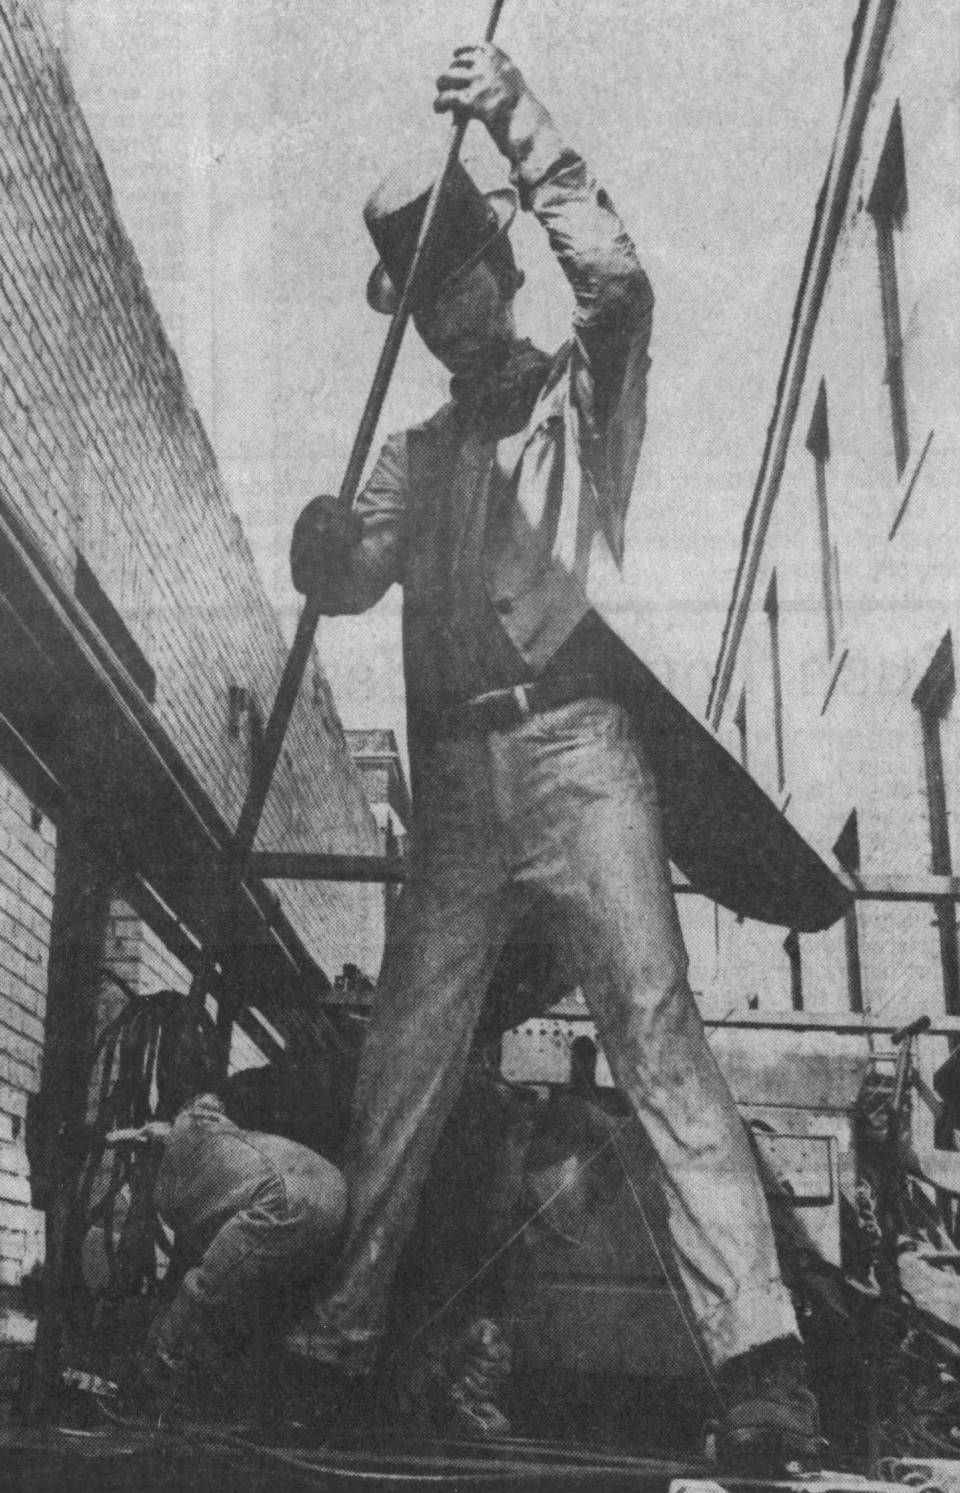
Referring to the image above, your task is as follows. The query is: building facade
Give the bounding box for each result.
[708,0,960,1032]
[0,0,384,1330]
[346,728,410,938]
[346,729,409,858]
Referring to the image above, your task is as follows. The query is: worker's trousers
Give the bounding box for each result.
[152,1148,346,1374]
[285,696,798,1373]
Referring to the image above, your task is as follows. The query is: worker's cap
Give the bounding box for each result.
[364,154,517,315]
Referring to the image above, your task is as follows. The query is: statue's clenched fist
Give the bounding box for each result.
[434,43,528,146]
[290,494,363,597]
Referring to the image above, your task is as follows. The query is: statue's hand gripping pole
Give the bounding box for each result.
[178,0,509,1074]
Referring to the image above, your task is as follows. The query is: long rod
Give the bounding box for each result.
[182,0,508,1057]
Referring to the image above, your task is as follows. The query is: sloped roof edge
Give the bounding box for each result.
[707,0,894,726]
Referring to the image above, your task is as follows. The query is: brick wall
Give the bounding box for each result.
[0,0,384,973]
[102,899,191,1002]
[0,766,54,1293]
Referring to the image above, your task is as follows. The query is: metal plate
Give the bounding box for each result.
[752,1132,836,1203]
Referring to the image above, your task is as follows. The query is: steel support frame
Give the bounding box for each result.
[248,852,960,907]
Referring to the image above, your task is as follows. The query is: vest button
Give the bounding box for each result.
[495,598,513,615]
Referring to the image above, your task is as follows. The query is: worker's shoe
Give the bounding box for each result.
[714,1336,825,1473]
[106,1322,239,1431]
[102,1348,181,1429]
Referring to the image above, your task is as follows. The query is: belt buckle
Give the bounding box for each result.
[512,684,532,720]
[445,683,536,734]
[491,684,532,730]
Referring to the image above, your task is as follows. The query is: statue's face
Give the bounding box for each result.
[415,259,516,379]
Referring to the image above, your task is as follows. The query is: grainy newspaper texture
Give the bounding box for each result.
[1,1,959,1487]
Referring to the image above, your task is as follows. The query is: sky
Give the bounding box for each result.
[56,0,861,765]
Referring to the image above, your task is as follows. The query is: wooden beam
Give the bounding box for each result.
[702,1009,960,1038]
[838,871,960,904]
[248,854,821,893]
[526,1004,960,1039]
[250,852,407,883]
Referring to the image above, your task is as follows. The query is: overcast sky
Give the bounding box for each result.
[58,0,860,759]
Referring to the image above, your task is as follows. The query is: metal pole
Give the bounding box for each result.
[179,0,509,1071]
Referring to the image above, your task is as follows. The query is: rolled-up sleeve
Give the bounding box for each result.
[508,115,654,562]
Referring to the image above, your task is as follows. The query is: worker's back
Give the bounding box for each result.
[156,1093,344,1258]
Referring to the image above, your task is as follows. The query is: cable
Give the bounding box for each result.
[94,1398,690,1489]
[216,1428,679,1487]
[96,1392,693,1487]
[75,976,219,1302]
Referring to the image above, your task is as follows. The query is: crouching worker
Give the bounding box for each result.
[113,1092,346,1420]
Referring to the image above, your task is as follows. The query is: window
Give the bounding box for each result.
[913,633,958,1014]
[806,381,842,657]
[784,930,803,1012]
[764,573,786,793]
[249,695,265,772]
[227,684,249,739]
[834,811,864,1014]
[733,688,748,770]
[868,104,909,476]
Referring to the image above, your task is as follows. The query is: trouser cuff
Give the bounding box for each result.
[698,1280,800,1369]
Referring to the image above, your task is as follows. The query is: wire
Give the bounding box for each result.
[607,1120,726,1410]
[406,1127,623,1345]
